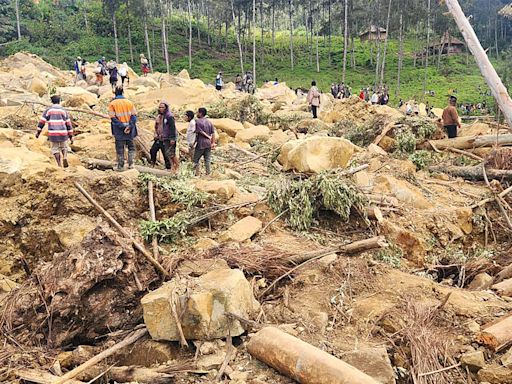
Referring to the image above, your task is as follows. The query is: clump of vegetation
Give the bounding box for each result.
[409,150,438,170]
[140,211,191,243]
[328,119,357,138]
[267,172,368,231]
[341,115,388,147]
[138,173,210,208]
[375,244,403,268]
[395,131,417,155]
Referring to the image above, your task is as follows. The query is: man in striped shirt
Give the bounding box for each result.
[108,86,138,171]
[36,95,74,168]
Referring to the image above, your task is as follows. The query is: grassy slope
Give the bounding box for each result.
[3,17,498,110]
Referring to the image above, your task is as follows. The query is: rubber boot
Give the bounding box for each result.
[127,150,135,169]
[54,153,62,167]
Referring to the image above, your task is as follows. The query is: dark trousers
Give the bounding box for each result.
[150,140,172,169]
[115,139,135,168]
[193,147,212,175]
[444,125,458,139]
[311,105,318,119]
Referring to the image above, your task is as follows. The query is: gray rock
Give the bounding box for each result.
[342,347,396,384]
[460,350,485,372]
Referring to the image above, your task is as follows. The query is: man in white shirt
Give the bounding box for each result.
[185,110,196,160]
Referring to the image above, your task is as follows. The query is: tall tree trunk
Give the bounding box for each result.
[315,24,320,73]
[328,0,332,64]
[144,19,153,71]
[126,0,134,64]
[161,1,170,73]
[342,0,348,82]
[231,0,244,74]
[207,3,211,46]
[15,0,21,40]
[379,0,392,88]
[272,0,276,51]
[260,0,264,64]
[396,10,404,96]
[308,0,313,67]
[413,21,419,68]
[253,0,256,84]
[423,0,431,95]
[112,11,120,63]
[83,1,89,32]
[494,13,499,59]
[187,0,192,69]
[289,0,294,70]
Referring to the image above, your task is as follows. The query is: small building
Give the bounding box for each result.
[359,25,387,42]
[426,32,465,56]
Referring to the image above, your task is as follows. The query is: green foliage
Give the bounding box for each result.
[408,150,437,170]
[138,173,209,208]
[267,172,368,231]
[375,244,403,268]
[395,131,417,155]
[140,211,190,243]
[328,119,357,138]
[339,115,387,147]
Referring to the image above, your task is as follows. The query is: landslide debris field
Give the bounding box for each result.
[1,52,512,384]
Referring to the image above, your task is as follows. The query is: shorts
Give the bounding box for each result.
[444,125,458,139]
[50,141,68,155]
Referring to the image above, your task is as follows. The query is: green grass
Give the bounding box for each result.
[2,12,503,110]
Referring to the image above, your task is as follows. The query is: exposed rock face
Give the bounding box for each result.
[278,137,359,173]
[142,268,260,341]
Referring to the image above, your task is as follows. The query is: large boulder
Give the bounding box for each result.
[210,118,245,137]
[220,216,262,242]
[373,175,432,209]
[133,85,220,112]
[57,87,98,107]
[28,77,48,97]
[141,268,260,341]
[194,179,238,200]
[131,76,159,89]
[235,125,271,143]
[278,137,359,173]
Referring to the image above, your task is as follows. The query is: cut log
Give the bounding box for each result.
[287,236,388,265]
[84,158,172,177]
[427,134,512,150]
[53,328,148,384]
[477,313,512,352]
[429,165,512,181]
[492,278,512,297]
[444,0,512,129]
[15,369,84,384]
[247,327,380,384]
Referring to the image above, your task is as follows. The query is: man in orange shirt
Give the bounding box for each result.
[108,86,138,171]
[441,96,461,139]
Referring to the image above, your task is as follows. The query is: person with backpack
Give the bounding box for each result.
[215,72,223,91]
[119,62,130,86]
[109,64,119,91]
[150,101,178,173]
[193,107,216,176]
[306,80,321,119]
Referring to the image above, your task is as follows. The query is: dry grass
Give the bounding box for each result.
[486,147,512,170]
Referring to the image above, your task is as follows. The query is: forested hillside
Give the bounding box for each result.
[1,0,512,106]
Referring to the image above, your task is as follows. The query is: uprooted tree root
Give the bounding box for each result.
[0,224,159,347]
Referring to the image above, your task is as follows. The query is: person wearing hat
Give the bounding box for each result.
[215,72,223,91]
[442,96,461,138]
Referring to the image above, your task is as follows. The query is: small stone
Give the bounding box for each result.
[501,347,512,367]
[229,371,250,381]
[342,347,396,384]
[220,216,262,242]
[468,273,494,291]
[466,320,481,334]
[176,258,229,278]
[192,238,220,252]
[318,254,337,268]
[0,274,18,293]
[477,365,512,383]
[197,351,226,370]
[310,312,329,334]
[460,350,485,372]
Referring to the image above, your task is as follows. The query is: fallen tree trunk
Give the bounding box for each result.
[429,165,512,181]
[78,365,186,384]
[427,134,512,150]
[444,0,512,129]
[288,236,388,265]
[84,158,172,177]
[247,327,379,384]
[477,313,512,352]
[15,369,84,384]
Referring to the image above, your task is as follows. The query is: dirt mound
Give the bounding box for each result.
[1,225,158,347]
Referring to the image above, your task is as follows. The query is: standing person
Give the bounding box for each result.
[94,62,104,85]
[108,86,138,171]
[119,62,130,86]
[150,101,177,173]
[215,72,223,91]
[359,89,365,100]
[74,56,84,83]
[235,74,242,91]
[331,83,339,98]
[370,91,379,105]
[35,95,73,168]
[442,96,461,139]
[140,54,150,77]
[306,80,321,119]
[109,64,119,91]
[193,107,216,176]
[185,110,196,161]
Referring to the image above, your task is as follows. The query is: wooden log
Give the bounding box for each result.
[23,100,110,119]
[53,328,148,384]
[477,313,512,352]
[15,369,84,384]
[429,165,512,181]
[147,180,160,262]
[373,122,396,145]
[444,147,484,161]
[496,263,512,283]
[247,327,379,384]
[288,236,388,265]
[79,366,180,384]
[74,182,168,277]
[427,134,512,150]
[84,158,172,177]
[444,0,512,129]
[492,278,512,297]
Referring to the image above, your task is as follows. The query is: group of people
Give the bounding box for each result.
[330,82,352,99]
[36,86,216,176]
